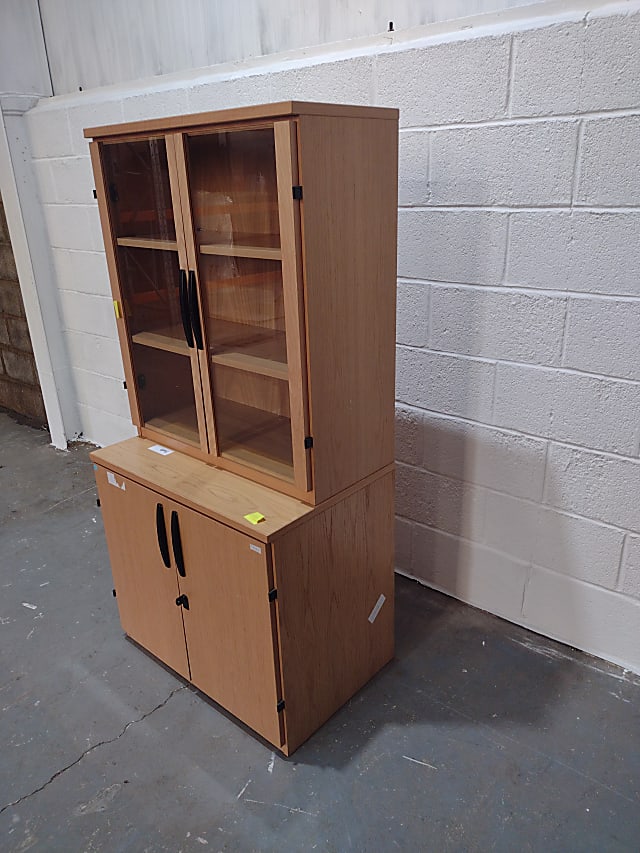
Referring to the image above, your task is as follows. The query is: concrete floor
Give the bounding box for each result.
[0,412,639,853]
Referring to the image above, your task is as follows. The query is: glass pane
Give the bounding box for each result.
[202,255,286,364]
[198,251,293,480]
[102,137,176,243]
[117,246,186,347]
[212,364,293,480]
[132,344,199,445]
[187,128,279,251]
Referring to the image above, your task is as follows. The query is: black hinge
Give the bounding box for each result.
[292,185,303,200]
[304,436,313,449]
[96,498,101,507]
[112,589,116,597]
[277,699,285,712]
[92,189,97,199]
[268,588,278,602]
[123,380,127,390]
[175,594,189,610]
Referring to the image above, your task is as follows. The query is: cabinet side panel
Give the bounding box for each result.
[273,472,395,753]
[95,466,190,680]
[297,115,398,502]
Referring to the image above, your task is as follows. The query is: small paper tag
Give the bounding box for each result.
[107,471,126,490]
[368,594,386,624]
[244,512,265,525]
[148,444,174,456]
[249,544,262,554]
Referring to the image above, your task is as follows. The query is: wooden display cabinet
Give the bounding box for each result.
[85,101,398,505]
[86,102,398,753]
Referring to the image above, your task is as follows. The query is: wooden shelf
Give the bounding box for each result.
[145,406,199,444]
[211,350,288,380]
[210,318,285,350]
[132,327,189,355]
[117,236,178,251]
[215,399,293,481]
[200,243,281,261]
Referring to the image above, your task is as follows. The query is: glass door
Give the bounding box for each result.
[100,135,207,448]
[179,122,310,490]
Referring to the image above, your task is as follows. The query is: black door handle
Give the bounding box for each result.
[179,269,194,348]
[188,270,204,351]
[155,503,171,568]
[170,510,186,577]
[175,594,189,610]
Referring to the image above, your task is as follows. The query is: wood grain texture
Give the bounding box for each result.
[84,102,398,139]
[95,467,190,679]
[297,114,398,503]
[200,243,281,261]
[274,119,312,495]
[116,237,178,251]
[177,510,282,746]
[90,438,313,542]
[272,471,395,754]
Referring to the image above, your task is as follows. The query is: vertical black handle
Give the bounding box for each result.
[171,510,186,577]
[155,503,171,568]
[179,269,194,348]
[188,270,204,351]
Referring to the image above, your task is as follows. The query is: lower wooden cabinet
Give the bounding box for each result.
[92,438,394,755]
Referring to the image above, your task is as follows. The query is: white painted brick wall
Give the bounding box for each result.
[484,491,624,587]
[398,210,507,283]
[396,281,429,347]
[621,537,640,600]
[22,4,640,672]
[577,116,640,206]
[492,363,640,455]
[429,121,578,206]
[563,297,640,381]
[522,568,640,672]
[430,286,566,365]
[507,212,640,296]
[376,36,511,126]
[544,445,640,534]
[396,347,495,421]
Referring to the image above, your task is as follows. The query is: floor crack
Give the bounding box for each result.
[0,685,186,815]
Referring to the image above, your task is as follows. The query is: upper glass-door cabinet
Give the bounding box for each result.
[98,136,208,451]
[178,123,310,492]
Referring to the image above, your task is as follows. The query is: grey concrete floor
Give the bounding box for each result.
[0,412,639,853]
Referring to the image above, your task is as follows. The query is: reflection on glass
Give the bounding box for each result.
[187,128,279,251]
[201,254,287,368]
[132,344,199,445]
[102,137,176,242]
[118,247,185,346]
[212,364,293,480]
[198,252,293,479]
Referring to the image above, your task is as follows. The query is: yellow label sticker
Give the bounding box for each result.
[244,512,265,525]
[113,299,122,319]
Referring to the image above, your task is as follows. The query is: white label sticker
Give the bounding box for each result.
[249,544,262,554]
[148,444,174,456]
[107,471,126,490]
[368,594,386,624]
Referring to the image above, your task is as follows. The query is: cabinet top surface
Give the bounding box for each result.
[91,438,314,541]
[83,100,399,139]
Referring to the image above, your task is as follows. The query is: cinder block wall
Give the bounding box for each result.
[23,5,640,670]
[0,195,45,424]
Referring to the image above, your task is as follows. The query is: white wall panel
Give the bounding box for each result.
[39,0,545,94]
